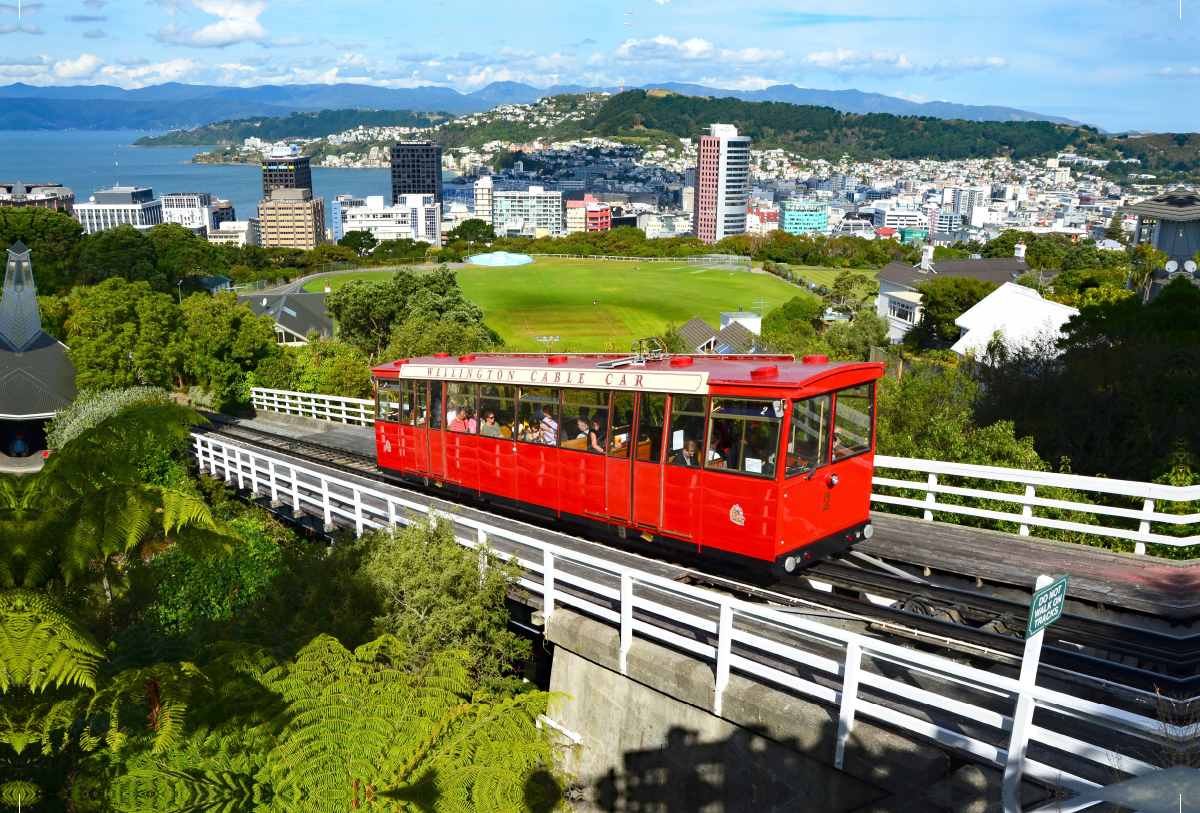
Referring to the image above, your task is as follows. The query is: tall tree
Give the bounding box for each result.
[338,229,379,256]
[146,222,229,284]
[66,278,184,389]
[77,225,162,289]
[0,207,84,294]
[180,293,278,407]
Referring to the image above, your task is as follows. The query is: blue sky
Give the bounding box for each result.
[0,0,1196,131]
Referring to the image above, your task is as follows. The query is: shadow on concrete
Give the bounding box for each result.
[586,727,888,813]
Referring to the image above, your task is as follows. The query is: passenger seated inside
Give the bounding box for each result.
[670,439,699,467]
[479,411,504,438]
[521,420,540,443]
[588,418,606,453]
[449,408,469,433]
[706,438,724,467]
[539,409,558,445]
[465,408,478,434]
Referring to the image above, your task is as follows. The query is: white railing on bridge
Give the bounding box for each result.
[192,432,1180,808]
[251,387,374,426]
[250,387,1199,555]
[874,456,1199,554]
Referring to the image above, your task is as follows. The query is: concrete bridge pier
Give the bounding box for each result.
[543,609,1048,813]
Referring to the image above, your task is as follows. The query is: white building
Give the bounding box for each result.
[473,176,494,226]
[692,123,751,244]
[951,282,1078,358]
[161,192,215,234]
[870,208,930,231]
[719,310,762,334]
[493,186,564,238]
[342,195,442,246]
[207,219,261,247]
[74,186,164,234]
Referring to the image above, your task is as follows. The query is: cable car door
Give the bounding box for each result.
[374,379,402,471]
[630,392,667,531]
[661,395,706,544]
[779,394,833,550]
[428,382,445,479]
[605,391,636,523]
[411,380,430,475]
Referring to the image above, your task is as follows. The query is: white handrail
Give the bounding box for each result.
[191,432,1180,796]
[247,389,1200,551]
[251,387,375,426]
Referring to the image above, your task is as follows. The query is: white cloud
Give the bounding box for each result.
[699,75,775,90]
[118,55,149,64]
[0,22,43,33]
[924,56,1007,77]
[53,53,104,78]
[153,0,269,48]
[83,26,104,37]
[263,36,310,47]
[0,3,43,13]
[891,90,928,103]
[613,35,783,65]
[802,48,913,76]
[1154,66,1200,77]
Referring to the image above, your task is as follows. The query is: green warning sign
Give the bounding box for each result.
[1026,575,1069,638]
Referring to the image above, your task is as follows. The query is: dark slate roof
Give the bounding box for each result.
[0,331,77,418]
[876,257,1041,290]
[714,322,757,354]
[676,316,719,352]
[238,292,333,341]
[1123,187,1200,222]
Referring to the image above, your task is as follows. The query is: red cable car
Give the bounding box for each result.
[371,341,885,575]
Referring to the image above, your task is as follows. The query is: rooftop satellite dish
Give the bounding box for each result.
[1166,260,1179,273]
[1186,260,1198,273]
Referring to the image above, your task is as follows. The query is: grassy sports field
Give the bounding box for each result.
[305,258,813,352]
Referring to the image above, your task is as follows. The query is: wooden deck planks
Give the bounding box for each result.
[863,512,1200,619]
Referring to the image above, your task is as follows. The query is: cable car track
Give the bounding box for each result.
[198,419,1195,696]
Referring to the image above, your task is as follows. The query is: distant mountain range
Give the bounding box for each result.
[0,80,1088,131]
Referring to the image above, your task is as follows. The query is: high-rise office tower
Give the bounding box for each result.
[691,124,751,244]
[261,146,312,199]
[390,141,443,205]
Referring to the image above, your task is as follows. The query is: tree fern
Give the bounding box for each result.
[0,590,103,693]
[91,635,560,813]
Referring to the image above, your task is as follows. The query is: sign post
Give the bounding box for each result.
[1002,574,1068,813]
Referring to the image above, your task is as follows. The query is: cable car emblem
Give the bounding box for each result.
[729,504,745,526]
[384,439,392,453]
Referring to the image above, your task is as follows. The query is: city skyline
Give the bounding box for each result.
[0,0,1195,132]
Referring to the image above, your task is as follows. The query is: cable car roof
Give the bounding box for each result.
[373,353,884,394]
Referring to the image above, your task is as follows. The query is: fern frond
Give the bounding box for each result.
[0,589,104,692]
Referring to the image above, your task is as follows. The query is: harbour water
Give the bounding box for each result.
[0,130,422,224]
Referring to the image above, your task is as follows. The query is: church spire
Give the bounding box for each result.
[0,241,44,353]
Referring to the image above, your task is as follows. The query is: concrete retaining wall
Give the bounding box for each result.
[545,608,1047,813]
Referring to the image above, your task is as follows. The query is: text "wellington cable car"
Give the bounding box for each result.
[371,340,885,575]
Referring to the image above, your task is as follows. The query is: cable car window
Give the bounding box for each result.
[479,384,516,440]
[608,392,636,458]
[517,387,560,445]
[375,380,401,423]
[705,398,784,478]
[429,382,442,430]
[446,383,478,434]
[635,393,667,463]
[561,389,609,453]
[399,380,416,426]
[833,383,874,461]
[786,394,831,478]
[667,395,706,467]
[413,380,428,428]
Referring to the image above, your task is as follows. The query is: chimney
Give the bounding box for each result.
[1014,240,1027,261]
[920,244,934,271]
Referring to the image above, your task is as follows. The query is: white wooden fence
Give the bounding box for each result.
[251,388,374,426]
[250,388,1199,555]
[193,432,1179,811]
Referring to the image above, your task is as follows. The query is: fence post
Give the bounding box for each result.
[320,476,332,530]
[291,465,301,514]
[352,487,363,536]
[835,641,862,770]
[620,573,633,676]
[713,601,733,716]
[1003,574,1052,813]
[478,528,488,588]
[248,451,259,495]
[388,498,398,527]
[923,473,937,521]
[1019,484,1035,536]
[234,448,245,489]
[1135,498,1153,555]
[268,459,279,504]
[220,443,231,482]
[542,549,555,625]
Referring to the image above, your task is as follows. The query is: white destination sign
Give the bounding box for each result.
[400,363,709,394]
